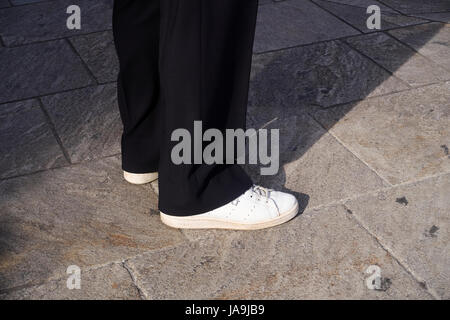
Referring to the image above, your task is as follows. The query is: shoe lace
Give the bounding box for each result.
[250,185,272,202]
[231,185,272,206]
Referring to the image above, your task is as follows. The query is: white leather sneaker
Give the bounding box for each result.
[123,171,158,184]
[160,185,299,230]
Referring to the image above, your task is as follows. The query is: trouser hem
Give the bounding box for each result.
[158,178,253,217]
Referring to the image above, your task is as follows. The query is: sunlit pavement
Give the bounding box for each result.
[0,0,449,299]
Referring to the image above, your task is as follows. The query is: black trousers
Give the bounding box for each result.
[113,0,258,216]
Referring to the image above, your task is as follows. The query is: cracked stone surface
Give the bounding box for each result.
[389,23,450,71]
[0,156,185,291]
[0,0,113,46]
[345,33,450,87]
[69,31,119,84]
[0,0,448,300]
[380,0,450,14]
[313,82,450,184]
[0,40,95,103]
[254,0,359,52]
[245,107,388,209]
[344,173,450,299]
[0,263,141,300]
[41,83,122,163]
[249,40,408,109]
[127,204,431,299]
[0,100,67,179]
[412,12,450,24]
[312,0,426,33]
[312,0,396,12]
[10,1,48,4]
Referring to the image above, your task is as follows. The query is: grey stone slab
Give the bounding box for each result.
[11,0,47,4]
[41,84,121,163]
[345,33,450,87]
[0,155,185,290]
[316,0,396,12]
[0,40,94,104]
[254,0,359,53]
[128,204,431,299]
[0,100,67,179]
[412,12,450,23]
[380,0,450,14]
[0,0,113,46]
[249,40,408,110]
[389,23,450,71]
[313,0,426,33]
[244,106,387,209]
[0,0,10,8]
[313,82,450,185]
[69,31,118,84]
[344,173,450,299]
[1,263,141,300]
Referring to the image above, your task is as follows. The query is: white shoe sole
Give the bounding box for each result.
[160,200,299,230]
[123,171,158,185]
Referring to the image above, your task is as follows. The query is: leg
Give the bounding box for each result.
[113,0,161,174]
[158,0,258,215]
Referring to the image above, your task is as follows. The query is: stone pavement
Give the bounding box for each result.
[0,0,449,300]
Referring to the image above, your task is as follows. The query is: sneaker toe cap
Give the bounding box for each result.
[271,191,298,214]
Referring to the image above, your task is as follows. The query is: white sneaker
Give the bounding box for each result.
[160,185,299,230]
[123,171,158,185]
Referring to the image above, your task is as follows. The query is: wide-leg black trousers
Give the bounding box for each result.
[113,0,258,216]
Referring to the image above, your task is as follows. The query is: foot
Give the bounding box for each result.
[123,171,158,185]
[160,185,299,230]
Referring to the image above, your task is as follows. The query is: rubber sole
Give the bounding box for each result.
[123,171,158,185]
[160,201,299,230]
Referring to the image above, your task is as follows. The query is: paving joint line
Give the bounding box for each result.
[65,37,99,85]
[5,0,54,8]
[307,0,364,34]
[121,260,148,300]
[372,0,407,15]
[253,21,431,56]
[1,78,447,181]
[37,97,72,164]
[0,152,121,182]
[1,171,448,296]
[339,38,413,89]
[1,0,446,300]
[0,81,116,106]
[343,203,441,300]
[408,10,450,15]
[0,259,119,296]
[0,242,187,296]
[376,0,450,16]
[0,28,113,49]
[303,171,450,214]
[385,28,450,74]
[306,111,393,186]
[306,0,435,31]
[319,80,448,110]
[3,166,449,297]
